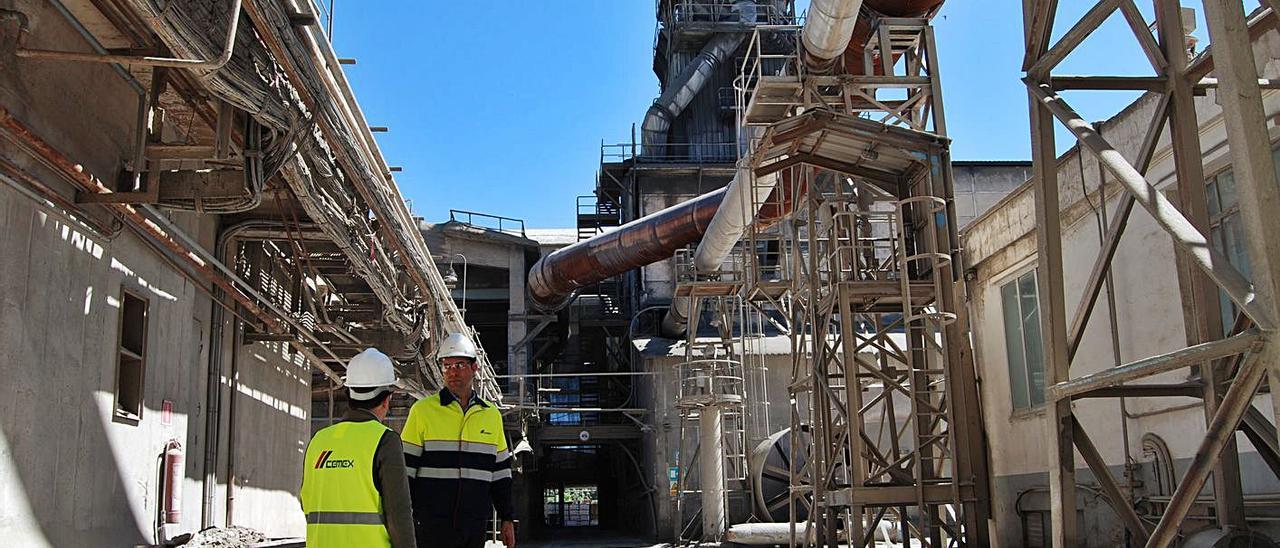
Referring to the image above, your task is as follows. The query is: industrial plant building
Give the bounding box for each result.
[4,0,1280,547]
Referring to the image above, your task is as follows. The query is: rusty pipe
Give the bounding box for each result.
[528,188,728,312]
[529,171,803,318]
[842,0,945,75]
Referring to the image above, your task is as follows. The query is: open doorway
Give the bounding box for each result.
[543,485,599,527]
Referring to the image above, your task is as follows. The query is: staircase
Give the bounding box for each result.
[576,194,621,242]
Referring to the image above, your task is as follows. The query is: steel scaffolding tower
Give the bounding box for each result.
[735,16,990,546]
[1021,1,1280,545]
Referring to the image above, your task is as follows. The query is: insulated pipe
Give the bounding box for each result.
[661,164,776,336]
[700,406,727,540]
[800,0,864,71]
[642,32,747,147]
[528,188,727,311]
[661,166,808,337]
[694,167,773,274]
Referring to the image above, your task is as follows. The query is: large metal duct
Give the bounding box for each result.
[841,0,946,75]
[800,0,865,71]
[661,164,778,336]
[533,0,944,324]
[641,31,747,148]
[661,0,869,335]
[528,189,727,312]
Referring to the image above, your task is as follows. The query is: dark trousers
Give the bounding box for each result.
[417,517,488,548]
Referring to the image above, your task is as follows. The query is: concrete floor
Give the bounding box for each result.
[489,531,655,548]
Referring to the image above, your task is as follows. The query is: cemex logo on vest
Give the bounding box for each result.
[313,450,355,469]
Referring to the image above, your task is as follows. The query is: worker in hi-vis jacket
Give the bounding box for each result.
[402,332,516,548]
[301,348,417,548]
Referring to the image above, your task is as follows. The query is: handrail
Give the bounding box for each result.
[602,141,738,163]
[449,209,527,237]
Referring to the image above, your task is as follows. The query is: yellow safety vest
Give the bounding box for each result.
[401,392,511,522]
[301,420,392,548]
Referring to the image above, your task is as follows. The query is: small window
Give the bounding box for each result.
[1206,168,1252,331]
[1001,270,1045,410]
[115,290,148,421]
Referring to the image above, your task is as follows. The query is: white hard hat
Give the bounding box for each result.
[345,348,398,400]
[437,332,478,360]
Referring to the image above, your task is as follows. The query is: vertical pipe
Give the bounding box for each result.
[201,291,224,528]
[224,320,241,526]
[699,406,726,539]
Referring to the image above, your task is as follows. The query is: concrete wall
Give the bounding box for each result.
[0,180,208,546]
[222,342,311,536]
[962,28,1280,547]
[0,1,309,544]
[952,162,1033,228]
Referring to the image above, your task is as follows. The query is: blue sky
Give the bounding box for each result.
[329,2,1224,228]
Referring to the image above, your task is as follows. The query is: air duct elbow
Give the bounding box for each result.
[641,104,675,147]
[526,189,728,313]
[801,0,864,71]
[642,32,747,149]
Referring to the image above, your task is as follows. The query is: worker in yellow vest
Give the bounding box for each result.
[301,348,416,548]
[402,332,515,548]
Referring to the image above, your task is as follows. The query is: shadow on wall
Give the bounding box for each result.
[221,341,312,535]
[0,191,153,545]
[0,401,151,546]
[0,192,312,544]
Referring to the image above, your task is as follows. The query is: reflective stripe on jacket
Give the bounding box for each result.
[302,420,392,547]
[401,390,514,525]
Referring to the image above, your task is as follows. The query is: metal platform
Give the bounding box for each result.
[749,109,948,195]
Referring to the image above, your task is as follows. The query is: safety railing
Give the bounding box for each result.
[448,209,526,237]
[661,0,792,27]
[673,246,748,286]
[601,141,739,164]
[734,23,804,106]
[819,208,903,283]
[676,358,745,409]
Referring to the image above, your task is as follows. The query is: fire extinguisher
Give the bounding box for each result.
[163,440,184,524]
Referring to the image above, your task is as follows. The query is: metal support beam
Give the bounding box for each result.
[1240,406,1280,479]
[1069,383,1203,399]
[1028,0,1122,78]
[1155,0,1248,526]
[1072,417,1149,542]
[1023,0,1061,71]
[1201,0,1280,454]
[1026,83,1273,330]
[1049,330,1261,401]
[1027,78,1078,546]
[1119,1,1168,73]
[1065,93,1169,364]
[1145,346,1269,546]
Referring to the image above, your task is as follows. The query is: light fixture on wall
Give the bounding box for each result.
[442,264,459,287]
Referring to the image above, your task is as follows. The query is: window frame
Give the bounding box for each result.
[1000,268,1046,413]
[113,288,149,424]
